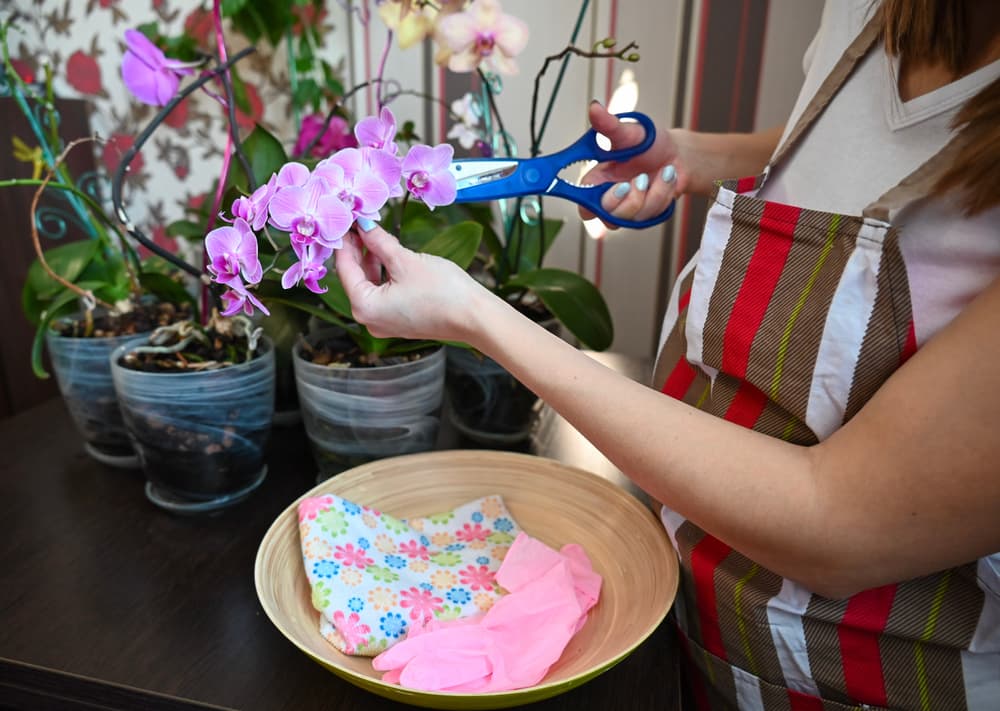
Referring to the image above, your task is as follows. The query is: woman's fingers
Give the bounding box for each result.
[595,164,679,228]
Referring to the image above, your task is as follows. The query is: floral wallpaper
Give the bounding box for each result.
[3,0,345,257]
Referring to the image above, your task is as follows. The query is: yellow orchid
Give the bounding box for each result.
[12,136,45,181]
[377,1,437,50]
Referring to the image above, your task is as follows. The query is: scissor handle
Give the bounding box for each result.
[550,178,676,229]
[553,110,657,165]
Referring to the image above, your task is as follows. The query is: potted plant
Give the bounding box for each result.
[366,1,637,444]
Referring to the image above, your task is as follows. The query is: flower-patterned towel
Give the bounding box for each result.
[298,494,522,656]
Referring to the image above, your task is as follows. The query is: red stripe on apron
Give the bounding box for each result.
[677,626,713,711]
[736,175,757,193]
[724,380,769,429]
[691,534,732,659]
[721,202,801,378]
[662,357,698,399]
[838,584,897,705]
[787,689,825,711]
[901,319,917,364]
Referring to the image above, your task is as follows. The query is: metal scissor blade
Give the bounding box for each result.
[450,160,519,191]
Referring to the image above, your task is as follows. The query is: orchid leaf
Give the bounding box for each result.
[420,221,482,270]
[29,279,106,379]
[317,275,352,320]
[25,239,100,300]
[165,219,207,241]
[139,272,197,317]
[504,268,613,351]
[238,125,287,190]
[508,218,563,274]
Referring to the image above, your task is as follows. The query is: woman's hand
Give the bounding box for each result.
[580,101,691,229]
[334,221,488,345]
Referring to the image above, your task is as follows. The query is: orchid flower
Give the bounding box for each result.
[315,148,393,220]
[293,114,358,159]
[120,29,194,106]
[231,175,277,232]
[205,217,263,287]
[401,143,457,209]
[447,93,483,150]
[435,0,529,75]
[377,1,437,50]
[220,282,270,317]
[281,242,334,294]
[354,107,399,155]
[276,162,311,189]
[267,174,353,249]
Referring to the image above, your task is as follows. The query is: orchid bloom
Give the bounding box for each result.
[220,283,270,317]
[447,92,482,150]
[377,1,436,50]
[282,242,333,294]
[354,106,399,155]
[205,218,263,288]
[293,114,358,159]
[120,29,193,106]
[267,174,354,249]
[315,148,393,220]
[231,175,277,232]
[435,0,529,75]
[401,143,457,209]
[275,161,311,189]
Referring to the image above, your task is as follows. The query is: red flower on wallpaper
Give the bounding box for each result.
[66,51,104,95]
[184,7,214,46]
[236,82,264,131]
[163,96,189,129]
[147,224,178,257]
[102,133,144,177]
[11,58,34,84]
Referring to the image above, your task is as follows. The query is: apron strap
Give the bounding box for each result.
[768,13,882,170]
[862,134,967,222]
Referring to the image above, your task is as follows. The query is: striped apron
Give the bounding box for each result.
[653,16,1000,711]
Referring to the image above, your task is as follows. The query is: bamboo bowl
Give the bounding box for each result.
[255,450,678,710]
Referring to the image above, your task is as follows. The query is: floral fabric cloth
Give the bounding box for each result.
[298,494,521,656]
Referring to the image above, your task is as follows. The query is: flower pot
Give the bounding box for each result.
[110,336,275,513]
[444,346,540,445]
[293,333,445,480]
[444,317,559,446]
[46,329,147,467]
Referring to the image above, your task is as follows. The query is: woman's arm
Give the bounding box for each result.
[338,226,1000,599]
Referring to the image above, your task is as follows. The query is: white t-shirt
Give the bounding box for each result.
[758,0,1000,348]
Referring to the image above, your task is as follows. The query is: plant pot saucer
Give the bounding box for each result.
[145,466,268,515]
[84,443,141,469]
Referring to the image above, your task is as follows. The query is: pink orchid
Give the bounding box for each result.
[231,175,277,232]
[293,114,358,159]
[120,29,193,106]
[205,217,263,287]
[267,174,353,249]
[315,147,392,220]
[364,146,404,199]
[282,241,333,294]
[354,106,399,154]
[219,282,270,317]
[401,143,457,209]
[275,162,311,189]
[435,0,529,75]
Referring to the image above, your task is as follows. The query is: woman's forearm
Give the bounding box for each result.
[673,125,785,196]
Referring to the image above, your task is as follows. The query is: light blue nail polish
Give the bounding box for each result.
[356,217,377,232]
[635,173,650,192]
[662,165,677,183]
[612,182,630,199]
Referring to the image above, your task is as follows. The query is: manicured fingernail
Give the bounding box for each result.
[661,165,677,183]
[590,98,603,107]
[635,173,650,192]
[612,182,630,199]
[356,217,377,232]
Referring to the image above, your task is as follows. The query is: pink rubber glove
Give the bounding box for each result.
[372,533,602,692]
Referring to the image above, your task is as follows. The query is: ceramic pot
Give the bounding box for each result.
[46,329,146,467]
[110,336,275,513]
[293,333,445,479]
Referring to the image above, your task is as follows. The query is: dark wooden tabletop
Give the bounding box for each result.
[0,353,680,711]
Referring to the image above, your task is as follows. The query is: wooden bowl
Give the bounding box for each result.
[255,450,678,710]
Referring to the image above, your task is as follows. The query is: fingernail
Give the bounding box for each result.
[590,98,603,107]
[635,173,650,192]
[612,182,630,199]
[356,217,377,232]
[661,165,677,183]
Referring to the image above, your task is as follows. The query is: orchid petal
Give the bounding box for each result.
[276,162,310,188]
[267,186,306,231]
[281,262,303,290]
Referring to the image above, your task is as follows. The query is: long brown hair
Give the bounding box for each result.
[879,0,1000,215]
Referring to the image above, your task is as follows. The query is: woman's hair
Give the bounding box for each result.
[878,0,999,215]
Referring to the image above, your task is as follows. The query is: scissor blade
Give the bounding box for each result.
[450,160,519,191]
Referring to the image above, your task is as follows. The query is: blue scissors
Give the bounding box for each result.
[449,111,674,229]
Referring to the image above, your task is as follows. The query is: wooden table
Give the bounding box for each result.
[0,353,679,710]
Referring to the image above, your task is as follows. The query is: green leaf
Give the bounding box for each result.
[505,268,613,351]
[166,219,208,241]
[317,275,353,320]
[222,0,249,17]
[292,78,322,113]
[25,240,100,300]
[240,125,288,189]
[138,272,198,316]
[508,218,563,274]
[229,65,251,116]
[29,280,106,378]
[419,221,482,270]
